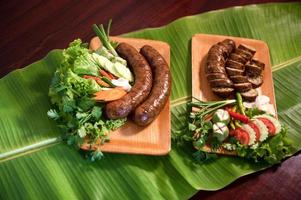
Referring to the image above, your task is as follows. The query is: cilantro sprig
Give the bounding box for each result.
[48,39,126,161]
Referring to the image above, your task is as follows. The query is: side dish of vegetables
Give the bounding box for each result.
[47,21,132,160]
[177,93,292,165]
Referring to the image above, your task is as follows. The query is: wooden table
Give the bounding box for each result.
[1,1,300,199]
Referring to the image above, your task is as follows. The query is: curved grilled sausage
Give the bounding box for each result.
[105,43,153,119]
[133,45,171,126]
[206,39,235,97]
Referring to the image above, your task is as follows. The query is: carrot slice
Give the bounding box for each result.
[99,69,114,80]
[96,79,110,87]
[94,87,127,102]
[83,75,110,87]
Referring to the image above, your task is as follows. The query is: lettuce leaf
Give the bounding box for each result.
[236,126,293,164]
[48,39,126,160]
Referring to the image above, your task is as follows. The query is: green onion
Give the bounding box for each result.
[101,77,116,87]
[92,19,118,56]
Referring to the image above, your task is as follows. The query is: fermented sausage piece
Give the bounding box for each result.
[206,39,236,97]
[133,45,171,126]
[227,43,259,97]
[105,43,153,119]
[241,89,258,102]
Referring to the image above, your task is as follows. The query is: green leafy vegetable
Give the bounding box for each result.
[73,53,99,76]
[179,97,292,165]
[178,98,235,141]
[245,107,265,118]
[236,126,293,164]
[48,39,126,160]
[193,150,218,163]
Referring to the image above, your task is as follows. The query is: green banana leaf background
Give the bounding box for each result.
[1,2,301,199]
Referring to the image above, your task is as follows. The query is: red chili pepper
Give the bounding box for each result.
[83,75,95,79]
[226,109,250,124]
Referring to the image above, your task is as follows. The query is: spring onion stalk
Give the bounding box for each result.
[92,19,118,56]
[189,97,236,119]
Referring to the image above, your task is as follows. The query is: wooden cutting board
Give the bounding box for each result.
[81,36,171,155]
[191,34,276,115]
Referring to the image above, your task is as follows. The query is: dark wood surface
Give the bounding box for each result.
[1,0,300,199]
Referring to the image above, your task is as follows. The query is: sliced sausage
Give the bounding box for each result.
[229,53,247,64]
[105,43,153,119]
[207,73,228,81]
[235,48,253,61]
[241,89,258,102]
[230,75,249,83]
[226,67,244,76]
[234,83,253,92]
[245,64,262,77]
[250,59,265,70]
[209,79,233,88]
[226,60,245,70]
[247,75,263,88]
[238,44,256,55]
[212,87,234,97]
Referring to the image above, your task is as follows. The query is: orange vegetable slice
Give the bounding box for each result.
[94,87,127,102]
[83,75,110,87]
[99,69,115,80]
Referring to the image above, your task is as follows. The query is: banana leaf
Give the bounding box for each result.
[1,2,301,199]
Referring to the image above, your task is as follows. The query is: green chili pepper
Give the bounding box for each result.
[236,92,245,115]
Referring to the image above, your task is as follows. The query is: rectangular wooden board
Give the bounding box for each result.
[191,34,277,114]
[83,36,171,155]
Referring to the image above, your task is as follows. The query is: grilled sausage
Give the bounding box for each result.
[226,43,260,98]
[133,45,171,126]
[105,43,153,119]
[238,44,256,55]
[241,89,258,102]
[206,39,236,97]
[206,39,266,101]
[245,59,265,89]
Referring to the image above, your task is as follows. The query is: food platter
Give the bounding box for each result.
[191,33,277,114]
[187,34,292,163]
[80,36,171,155]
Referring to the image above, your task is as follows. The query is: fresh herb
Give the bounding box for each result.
[236,126,292,164]
[178,96,293,165]
[85,149,104,162]
[186,97,235,140]
[91,21,134,82]
[245,107,265,118]
[48,39,126,161]
[210,137,222,150]
[92,20,118,56]
[193,150,218,163]
[101,76,116,87]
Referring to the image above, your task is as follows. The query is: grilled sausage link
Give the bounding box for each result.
[206,39,235,97]
[133,45,171,126]
[105,43,153,119]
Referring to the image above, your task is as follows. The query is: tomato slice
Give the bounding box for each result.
[234,128,250,145]
[258,117,276,135]
[229,129,236,136]
[248,122,260,141]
